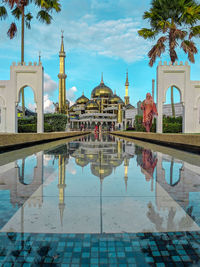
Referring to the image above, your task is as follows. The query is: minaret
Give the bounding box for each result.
[58,31,67,113]
[124,70,130,106]
[58,155,66,226]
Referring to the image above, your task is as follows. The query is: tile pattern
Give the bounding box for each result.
[0,231,200,266]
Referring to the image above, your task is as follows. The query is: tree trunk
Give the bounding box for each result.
[171,86,175,117]
[21,6,25,117]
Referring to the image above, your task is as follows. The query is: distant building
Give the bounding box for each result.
[55,34,135,130]
[17,106,36,118]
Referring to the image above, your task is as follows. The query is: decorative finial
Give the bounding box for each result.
[82,90,84,96]
[101,72,104,84]
[39,51,41,63]
[114,89,116,95]
[60,30,65,54]
[125,69,129,86]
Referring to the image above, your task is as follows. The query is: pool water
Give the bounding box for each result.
[0,133,200,266]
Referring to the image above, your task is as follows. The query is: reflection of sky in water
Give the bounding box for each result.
[0,134,200,234]
[162,161,183,186]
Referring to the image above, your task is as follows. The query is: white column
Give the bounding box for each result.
[37,66,44,133]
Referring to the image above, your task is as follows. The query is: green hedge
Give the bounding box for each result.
[18,113,68,132]
[133,115,182,133]
[163,122,182,133]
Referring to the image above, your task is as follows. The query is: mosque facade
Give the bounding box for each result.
[55,34,135,130]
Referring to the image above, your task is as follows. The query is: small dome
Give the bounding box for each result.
[85,100,99,110]
[75,157,89,167]
[76,94,89,105]
[109,94,123,104]
[91,74,113,98]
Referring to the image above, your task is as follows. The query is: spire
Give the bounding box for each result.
[38,51,41,64]
[82,90,84,96]
[125,69,129,86]
[100,72,104,84]
[114,89,116,95]
[124,69,130,105]
[59,30,65,56]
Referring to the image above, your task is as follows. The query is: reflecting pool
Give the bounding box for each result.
[0,133,200,266]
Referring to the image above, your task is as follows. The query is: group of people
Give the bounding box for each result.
[94,124,102,134]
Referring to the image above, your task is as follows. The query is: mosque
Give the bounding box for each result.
[54,33,135,130]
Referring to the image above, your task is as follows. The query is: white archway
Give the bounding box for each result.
[157,61,200,133]
[0,62,44,133]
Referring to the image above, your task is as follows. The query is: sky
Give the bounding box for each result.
[1,0,200,112]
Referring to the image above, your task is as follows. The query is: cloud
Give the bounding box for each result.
[44,73,58,95]
[24,15,151,63]
[66,86,77,106]
[44,94,54,113]
[28,103,36,112]
[0,0,152,64]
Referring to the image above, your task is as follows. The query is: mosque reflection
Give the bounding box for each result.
[0,133,200,232]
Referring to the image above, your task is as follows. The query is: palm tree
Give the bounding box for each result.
[138,0,200,117]
[0,0,61,117]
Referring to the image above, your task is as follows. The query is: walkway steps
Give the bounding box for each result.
[111,131,200,154]
[0,131,90,153]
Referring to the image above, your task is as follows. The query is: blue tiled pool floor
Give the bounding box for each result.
[0,231,200,266]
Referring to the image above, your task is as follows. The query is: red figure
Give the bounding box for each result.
[141,93,158,132]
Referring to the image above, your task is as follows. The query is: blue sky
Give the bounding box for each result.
[1,0,200,112]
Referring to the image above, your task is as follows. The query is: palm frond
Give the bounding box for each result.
[189,25,200,39]
[7,22,17,38]
[36,10,52,24]
[181,40,198,63]
[148,36,166,66]
[25,12,33,28]
[11,6,21,19]
[0,6,8,20]
[138,28,158,39]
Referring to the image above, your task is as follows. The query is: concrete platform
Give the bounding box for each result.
[111,131,200,154]
[0,131,90,153]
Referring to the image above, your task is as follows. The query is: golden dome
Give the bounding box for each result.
[91,74,113,98]
[90,164,112,179]
[75,157,89,167]
[76,94,89,105]
[109,94,124,104]
[85,100,99,110]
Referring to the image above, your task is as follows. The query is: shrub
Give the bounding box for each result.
[132,115,182,133]
[18,116,36,126]
[18,113,68,132]
[44,113,68,131]
[163,122,182,133]
[134,115,146,132]
[18,124,37,133]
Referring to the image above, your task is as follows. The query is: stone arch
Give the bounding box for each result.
[156,61,194,133]
[17,84,37,104]
[13,63,44,133]
[163,85,183,104]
